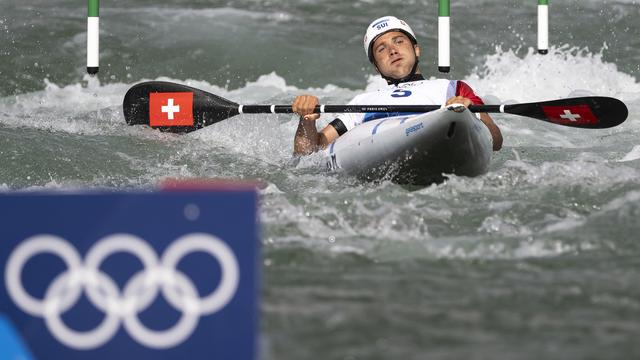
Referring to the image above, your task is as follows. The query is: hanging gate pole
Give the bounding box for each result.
[538,0,549,54]
[87,0,99,74]
[438,0,451,73]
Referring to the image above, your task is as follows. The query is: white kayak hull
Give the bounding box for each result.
[322,107,493,185]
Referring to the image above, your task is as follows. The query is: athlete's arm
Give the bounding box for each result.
[451,81,503,151]
[478,113,503,151]
[292,95,340,155]
[294,119,339,155]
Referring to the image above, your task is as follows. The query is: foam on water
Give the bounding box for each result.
[467,45,640,102]
[619,145,640,162]
[0,75,130,135]
[106,6,293,24]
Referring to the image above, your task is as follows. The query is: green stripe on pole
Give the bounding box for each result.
[538,0,549,5]
[88,0,99,17]
[439,0,450,17]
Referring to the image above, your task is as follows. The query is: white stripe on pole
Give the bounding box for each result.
[87,17,99,70]
[438,17,450,72]
[537,5,549,54]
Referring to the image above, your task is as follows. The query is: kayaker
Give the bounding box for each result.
[293,16,503,155]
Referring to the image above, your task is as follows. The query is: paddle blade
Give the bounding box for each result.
[505,97,628,129]
[123,81,239,133]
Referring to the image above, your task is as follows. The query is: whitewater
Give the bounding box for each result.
[1,0,640,359]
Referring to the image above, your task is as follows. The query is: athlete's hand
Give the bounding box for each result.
[446,96,473,108]
[292,95,321,122]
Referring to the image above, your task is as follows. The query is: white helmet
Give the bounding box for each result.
[364,16,417,63]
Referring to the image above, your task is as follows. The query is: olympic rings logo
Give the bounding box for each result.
[4,233,239,350]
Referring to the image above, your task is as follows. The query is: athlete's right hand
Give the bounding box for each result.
[292,95,321,122]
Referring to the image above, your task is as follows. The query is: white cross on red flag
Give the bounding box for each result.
[149,92,194,127]
[541,105,598,126]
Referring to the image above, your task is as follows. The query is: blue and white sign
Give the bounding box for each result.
[0,188,259,360]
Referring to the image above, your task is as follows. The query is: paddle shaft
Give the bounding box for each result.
[238,104,495,114]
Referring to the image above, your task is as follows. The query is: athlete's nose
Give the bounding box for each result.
[388,45,399,57]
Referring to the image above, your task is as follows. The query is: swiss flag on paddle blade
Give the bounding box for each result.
[149,92,194,127]
[542,105,598,126]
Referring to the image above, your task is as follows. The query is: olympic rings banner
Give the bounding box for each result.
[0,188,259,360]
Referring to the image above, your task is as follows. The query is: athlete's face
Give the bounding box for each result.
[371,31,421,79]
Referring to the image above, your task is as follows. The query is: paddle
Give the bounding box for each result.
[123,81,629,134]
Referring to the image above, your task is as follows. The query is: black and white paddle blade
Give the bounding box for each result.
[503,96,628,129]
[123,81,239,133]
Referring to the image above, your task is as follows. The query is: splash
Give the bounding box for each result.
[619,145,640,162]
[465,44,640,103]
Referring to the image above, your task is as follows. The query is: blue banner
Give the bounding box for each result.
[0,189,259,360]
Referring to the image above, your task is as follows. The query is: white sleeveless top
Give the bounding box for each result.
[336,79,458,131]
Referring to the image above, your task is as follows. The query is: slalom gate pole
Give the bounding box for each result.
[538,0,549,54]
[438,0,450,73]
[87,0,99,74]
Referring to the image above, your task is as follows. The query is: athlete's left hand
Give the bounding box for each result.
[445,96,472,107]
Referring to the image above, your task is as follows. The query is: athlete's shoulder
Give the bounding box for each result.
[454,80,484,105]
[456,80,475,91]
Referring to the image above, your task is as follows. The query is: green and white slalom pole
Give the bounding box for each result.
[438,0,450,73]
[87,0,99,74]
[537,0,549,54]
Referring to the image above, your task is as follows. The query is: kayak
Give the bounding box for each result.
[322,106,493,185]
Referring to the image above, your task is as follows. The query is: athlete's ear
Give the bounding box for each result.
[414,45,421,58]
